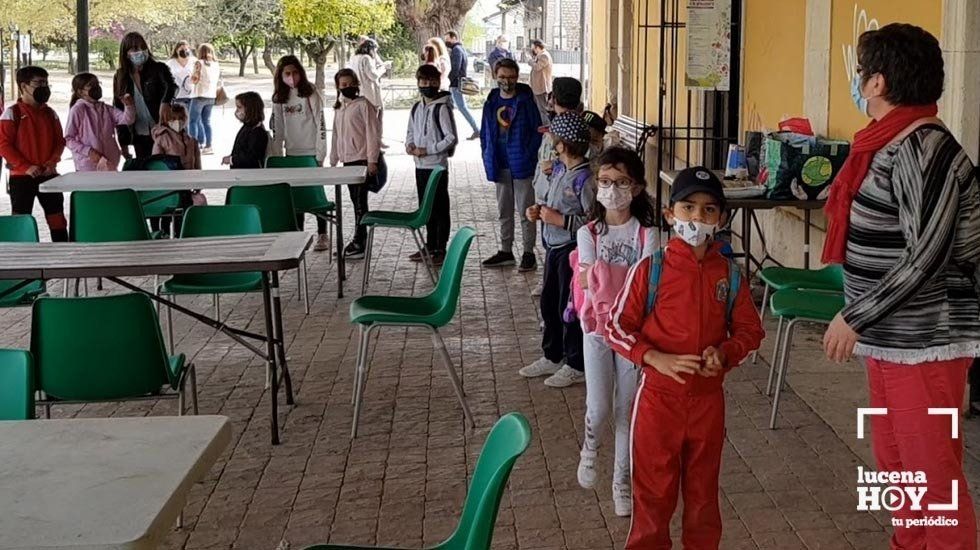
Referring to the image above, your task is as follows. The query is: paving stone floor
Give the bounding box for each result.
[4,140,980,549]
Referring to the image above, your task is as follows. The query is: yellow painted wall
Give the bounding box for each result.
[589,0,610,111]
[827,0,942,139]
[740,1,806,133]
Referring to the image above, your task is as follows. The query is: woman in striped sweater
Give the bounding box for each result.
[821,24,980,548]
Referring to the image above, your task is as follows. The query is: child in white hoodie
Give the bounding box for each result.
[329,68,381,259]
[405,64,458,264]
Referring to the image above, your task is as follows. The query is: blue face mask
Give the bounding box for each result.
[851,73,869,117]
[128,50,149,67]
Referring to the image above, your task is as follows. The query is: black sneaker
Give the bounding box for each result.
[430,250,446,266]
[482,251,516,267]
[518,252,537,272]
[344,242,366,259]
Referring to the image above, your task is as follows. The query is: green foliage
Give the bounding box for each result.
[90,37,119,69]
[283,0,395,40]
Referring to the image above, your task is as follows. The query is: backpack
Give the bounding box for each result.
[411,101,457,157]
[645,248,742,325]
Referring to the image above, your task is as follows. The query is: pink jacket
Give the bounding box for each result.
[64,100,135,171]
[151,125,201,170]
[329,96,381,166]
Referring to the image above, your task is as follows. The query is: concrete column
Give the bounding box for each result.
[940,0,980,163]
[607,0,621,105]
[617,0,633,116]
[803,0,831,136]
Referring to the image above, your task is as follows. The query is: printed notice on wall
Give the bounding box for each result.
[685,0,731,91]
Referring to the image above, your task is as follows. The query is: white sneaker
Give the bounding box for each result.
[577,448,597,489]
[519,357,562,378]
[544,365,585,388]
[531,282,543,297]
[613,481,632,517]
[313,234,331,252]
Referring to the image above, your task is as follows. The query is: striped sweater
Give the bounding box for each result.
[843,125,980,364]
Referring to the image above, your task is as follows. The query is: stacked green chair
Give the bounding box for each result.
[30,293,197,419]
[0,349,34,420]
[753,264,844,365]
[226,182,310,313]
[266,155,336,262]
[767,289,845,429]
[304,412,532,550]
[359,166,445,294]
[158,205,264,351]
[349,226,476,439]
[137,159,182,238]
[0,215,46,307]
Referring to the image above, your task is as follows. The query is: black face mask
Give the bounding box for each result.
[88,85,103,101]
[340,86,359,100]
[32,86,51,105]
[178,50,189,58]
[419,86,439,99]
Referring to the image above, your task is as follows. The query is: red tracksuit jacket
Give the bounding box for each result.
[605,238,764,549]
[0,100,65,176]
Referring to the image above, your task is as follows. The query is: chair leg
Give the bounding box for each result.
[213,294,220,322]
[62,279,69,297]
[765,316,785,396]
[360,226,375,295]
[74,278,80,297]
[190,364,199,415]
[351,324,367,405]
[97,277,103,291]
[431,327,474,429]
[351,325,374,438]
[302,259,310,314]
[83,278,89,296]
[752,285,770,364]
[44,403,51,419]
[178,385,185,417]
[327,218,334,265]
[769,319,798,430]
[411,229,436,285]
[166,296,175,354]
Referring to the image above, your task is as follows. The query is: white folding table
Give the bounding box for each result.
[40,166,367,298]
[0,415,231,550]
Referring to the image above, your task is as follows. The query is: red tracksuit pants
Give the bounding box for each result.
[627,373,726,549]
[867,357,977,550]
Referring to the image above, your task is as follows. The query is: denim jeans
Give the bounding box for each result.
[449,87,479,134]
[189,97,215,147]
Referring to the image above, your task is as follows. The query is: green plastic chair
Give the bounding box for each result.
[767,289,845,429]
[753,265,844,366]
[0,215,46,307]
[158,205,264,350]
[349,226,476,438]
[266,155,336,241]
[359,166,445,294]
[305,412,532,550]
[227,182,310,313]
[0,349,34,420]
[137,159,182,237]
[30,292,196,418]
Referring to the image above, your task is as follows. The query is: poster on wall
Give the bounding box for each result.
[685,0,731,91]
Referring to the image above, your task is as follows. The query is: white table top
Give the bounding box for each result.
[0,416,231,550]
[39,166,366,193]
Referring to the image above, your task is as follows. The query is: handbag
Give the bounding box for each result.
[367,152,388,193]
[460,76,481,96]
[214,85,228,107]
[762,132,850,200]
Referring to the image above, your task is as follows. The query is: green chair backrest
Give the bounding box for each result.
[226,183,298,233]
[442,413,532,549]
[0,214,39,243]
[30,293,174,401]
[415,165,446,224]
[70,189,151,242]
[136,157,181,217]
[172,205,263,287]
[426,226,476,327]
[266,155,331,213]
[0,349,34,420]
[826,264,844,289]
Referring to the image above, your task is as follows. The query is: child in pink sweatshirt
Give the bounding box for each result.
[64,73,135,171]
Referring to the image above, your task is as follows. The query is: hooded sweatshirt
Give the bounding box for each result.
[329,95,381,166]
[64,99,135,172]
[406,91,457,169]
[0,100,65,177]
[270,89,327,164]
[151,124,201,170]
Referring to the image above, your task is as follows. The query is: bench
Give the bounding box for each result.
[608,115,658,156]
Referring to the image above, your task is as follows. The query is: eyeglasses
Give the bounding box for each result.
[596,178,634,189]
[28,79,48,87]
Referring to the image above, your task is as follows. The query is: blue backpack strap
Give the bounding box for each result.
[645,249,665,315]
[572,169,590,196]
[726,257,741,324]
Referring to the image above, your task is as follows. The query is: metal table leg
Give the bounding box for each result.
[260,272,281,445]
[742,207,752,277]
[335,185,346,299]
[271,271,295,405]
[804,209,812,269]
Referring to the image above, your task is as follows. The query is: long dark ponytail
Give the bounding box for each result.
[69,73,99,108]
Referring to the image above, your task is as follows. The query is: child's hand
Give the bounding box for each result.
[525,204,541,222]
[541,159,553,175]
[25,165,42,178]
[642,349,702,385]
[367,162,378,176]
[42,164,57,176]
[415,147,427,157]
[221,155,231,165]
[578,265,591,289]
[699,346,726,377]
[406,144,416,155]
[539,205,563,226]
[88,150,103,164]
[121,94,134,107]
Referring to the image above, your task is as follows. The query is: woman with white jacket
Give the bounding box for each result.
[347,39,386,142]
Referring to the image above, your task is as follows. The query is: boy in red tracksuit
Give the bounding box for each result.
[605,167,764,549]
[0,66,67,241]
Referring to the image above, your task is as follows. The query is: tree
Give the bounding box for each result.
[211,0,280,77]
[283,0,394,90]
[394,0,478,48]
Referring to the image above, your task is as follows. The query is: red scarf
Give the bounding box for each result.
[821,104,938,264]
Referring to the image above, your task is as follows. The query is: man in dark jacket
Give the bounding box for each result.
[480,58,543,270]
[486,35,515,80]
[444,31,480,140]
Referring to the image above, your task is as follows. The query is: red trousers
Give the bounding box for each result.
[627,372,726,549]
[867,357,977,550]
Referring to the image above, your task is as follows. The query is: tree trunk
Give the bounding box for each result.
[305,40,335,91]
[66,41,75,75]
[263,42,276,74]
[252,48,259,74]
[236,45,248,77]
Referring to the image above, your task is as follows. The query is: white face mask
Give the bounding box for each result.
[597,186,633,211]
[673,218,718,247]
[168,120,184,133]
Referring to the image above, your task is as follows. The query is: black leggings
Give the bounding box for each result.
[8,175,67,242]
[415,168,450,252]
[345,160,370,245]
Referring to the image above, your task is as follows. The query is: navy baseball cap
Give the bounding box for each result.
[670,166,726,209]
